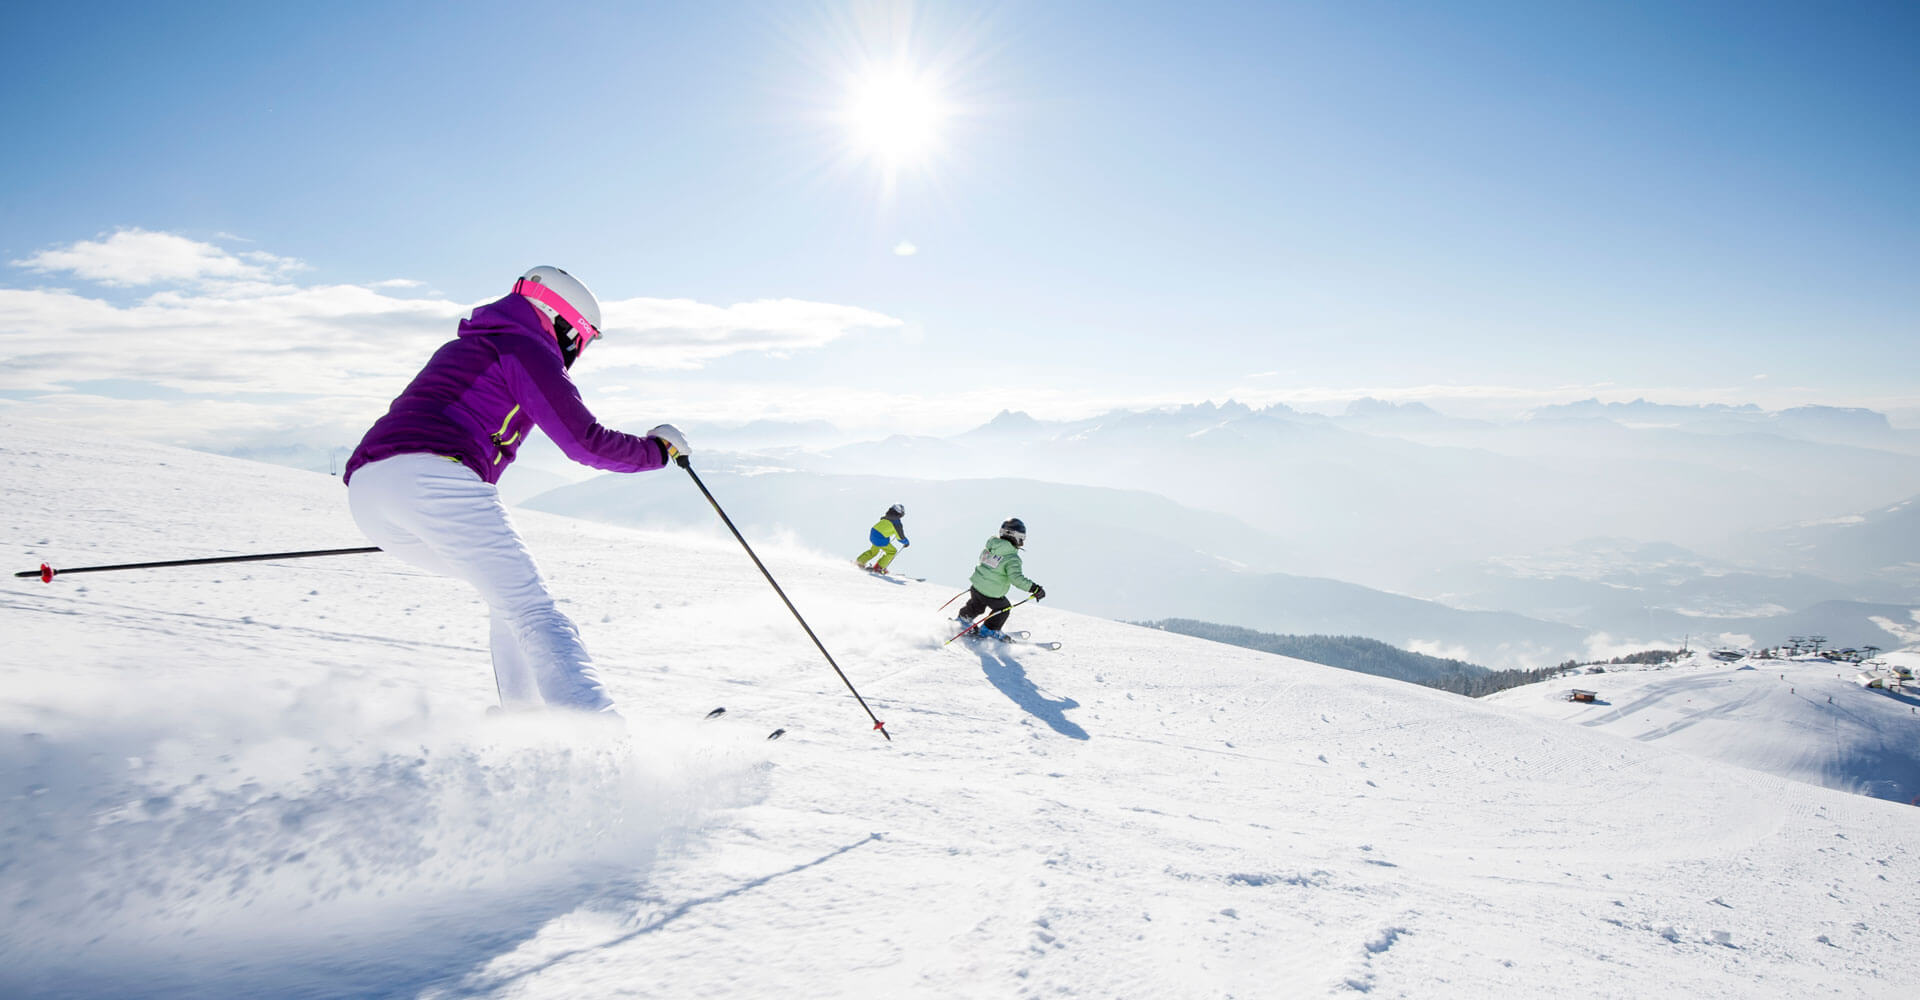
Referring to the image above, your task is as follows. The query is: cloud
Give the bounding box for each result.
[0,284,458,398]
[593,297,903,370]
[0,230,905,447]
[12,228,305,287]
[892,241,917,256]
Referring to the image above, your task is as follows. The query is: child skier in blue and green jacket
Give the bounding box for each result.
[855,503,911,574]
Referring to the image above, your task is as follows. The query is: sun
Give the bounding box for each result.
[843,63,947,170]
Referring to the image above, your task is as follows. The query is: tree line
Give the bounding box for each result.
[1140,618,1583,698]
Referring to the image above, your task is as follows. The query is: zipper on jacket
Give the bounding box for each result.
[490,405,522,465]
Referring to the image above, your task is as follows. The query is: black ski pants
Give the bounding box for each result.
[958,587,1014,631]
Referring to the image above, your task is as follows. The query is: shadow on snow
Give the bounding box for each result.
[973,645,1088,740]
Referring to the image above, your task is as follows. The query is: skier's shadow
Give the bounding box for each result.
[974,645,1089,740]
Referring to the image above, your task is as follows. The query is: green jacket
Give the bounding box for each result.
[968,536,1035,598]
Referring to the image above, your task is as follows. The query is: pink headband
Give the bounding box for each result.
[513,278,602,353]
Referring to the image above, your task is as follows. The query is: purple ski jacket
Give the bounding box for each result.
[344,293,667,485]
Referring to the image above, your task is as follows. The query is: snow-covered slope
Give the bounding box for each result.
[1486,653,1920,804]
[3,417,1917,999]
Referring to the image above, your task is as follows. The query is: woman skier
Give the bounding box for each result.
[855,502,911,575]
[956,517,1046,638]
[343,266,688,716]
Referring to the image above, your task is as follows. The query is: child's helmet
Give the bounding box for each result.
[999,517,1026,547]
[888,503,906,517]
[514,266,603,368]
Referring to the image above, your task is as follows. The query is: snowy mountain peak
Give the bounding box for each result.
[1343,396,1440,418]
[982,408,1040,429]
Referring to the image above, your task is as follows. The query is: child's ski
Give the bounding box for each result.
[950,621,1060,650]
[996,635,1061,650]
[857,563,925,583]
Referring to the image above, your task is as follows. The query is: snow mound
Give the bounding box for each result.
[1487,652,1920,804]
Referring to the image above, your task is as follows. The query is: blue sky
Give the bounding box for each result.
[2,0,1916,447]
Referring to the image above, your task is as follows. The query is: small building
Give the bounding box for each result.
[1567,689,1599,703]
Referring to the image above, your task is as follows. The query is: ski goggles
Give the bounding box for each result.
[513,278,603,355]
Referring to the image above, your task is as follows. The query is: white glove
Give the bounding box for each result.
[647,423,689,460]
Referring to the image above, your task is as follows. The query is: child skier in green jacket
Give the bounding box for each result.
[956,517,1047,638]
[855,503,911,575]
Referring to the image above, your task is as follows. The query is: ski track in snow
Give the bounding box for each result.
[2,417,1918,999]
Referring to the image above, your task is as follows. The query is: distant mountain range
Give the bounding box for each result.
[1424,527,1914,616]
[1529,398,1919,453]
[507,396,1920,667]
[758,399,1920,597]
[1727,495,1920,586]
[522,459,1589,667]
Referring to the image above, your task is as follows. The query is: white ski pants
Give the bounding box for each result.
[347,453,615,713]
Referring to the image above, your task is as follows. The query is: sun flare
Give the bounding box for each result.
[844,65,946,168]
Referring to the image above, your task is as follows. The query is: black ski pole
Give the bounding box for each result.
[18,547,382,583]
[677,455,890,741]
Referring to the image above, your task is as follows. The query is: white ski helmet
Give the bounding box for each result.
[888,503,906,517]
[513,265,603,367]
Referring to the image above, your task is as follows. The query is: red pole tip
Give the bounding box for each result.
[39,563,53,584]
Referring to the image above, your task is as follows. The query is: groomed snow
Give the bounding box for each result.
[2,417,1916,999]
[1486,653,1920,805]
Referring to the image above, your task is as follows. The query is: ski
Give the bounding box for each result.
[950,621,1059,650]
[858,566,925,583]
[703,706,786,739]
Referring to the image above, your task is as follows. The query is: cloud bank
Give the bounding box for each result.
[0,230,903,445]
[12,228,307,288]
